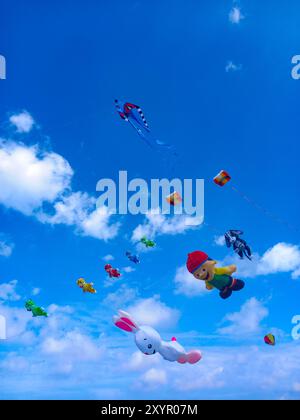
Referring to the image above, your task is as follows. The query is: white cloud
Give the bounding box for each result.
[225,61,242,72]
[132,208,202,243]
[257,243,300,277]
[0,140,73,215]
[102,285,138,308]
[221,243,300,280]
[214,235,226,246]
[0,136,120,241]
[218,298,269,336]
[229,6,244,24]
[126,351,161,372]
[9,111,35,133]
[0,280,21,301]
[80,206,120,241]
[41,331,101,362]
[38,192,120,241]
[0,238,14,257]
[174,266,207,297]
[140,368,167,388]
[102,254,114,262]
[1,284,300,400]
[31,288,41,296]
[127,295,180,329]
[123,266,135,273]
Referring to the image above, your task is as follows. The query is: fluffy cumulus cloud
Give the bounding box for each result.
[132,209,201,244]
[9,111,35,133]
[1,283,300,399]
[220,242,300,280]
[217,298,269,336]
[173,266,207,297]
[127,295,180,329]
[229,6,244,24]
[0,112,121,241]
[214,235,226,246]
[0,139,73,215]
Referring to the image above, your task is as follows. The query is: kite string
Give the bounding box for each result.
[230,185,300,233]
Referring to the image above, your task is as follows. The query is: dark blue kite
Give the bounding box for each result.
[126,251,140,265]
[115,99,177,156]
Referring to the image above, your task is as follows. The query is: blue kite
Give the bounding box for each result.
[126,251,140,264]
[115,99,177,156]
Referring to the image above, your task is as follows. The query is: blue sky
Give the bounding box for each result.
[1,0,300,400]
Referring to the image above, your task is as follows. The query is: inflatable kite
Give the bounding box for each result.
[140,236,156,248]
[213,170,231,187]
[186,250,245,299]
[76,278,97,294]
[25,299,48,317]
[126,251,140,264]
[264,334,275,346]
[113,310,202,364]
[114,99,177,155]
[225,230,252,260]
[166,191,182,206]
[104,264,121,278]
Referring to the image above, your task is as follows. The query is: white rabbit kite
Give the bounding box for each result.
[113,310,202,364]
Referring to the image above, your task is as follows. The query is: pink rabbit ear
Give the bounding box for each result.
[115,320,135,332]
[118,310,139,331]
[120,316,137,329]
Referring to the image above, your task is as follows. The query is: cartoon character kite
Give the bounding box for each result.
[25,299,48,317]
[126,251,140,264]
[113,310,202,364]
[225,230,252,260]
[186,250,245,299]
[76,278,97,294]
[104,264,121,278]
[140,237,156,248]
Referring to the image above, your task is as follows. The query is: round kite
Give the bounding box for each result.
[264,333,275,346]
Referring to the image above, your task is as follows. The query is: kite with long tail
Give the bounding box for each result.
[114,99,177,156]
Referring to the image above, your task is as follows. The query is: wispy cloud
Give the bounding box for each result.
[0,280,21,302]
[229,6,245,24]
[225,61,242,72]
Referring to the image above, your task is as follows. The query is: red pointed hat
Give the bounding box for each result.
[186,251,209,274]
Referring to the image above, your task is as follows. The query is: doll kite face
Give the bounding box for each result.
[193,260,216,282]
